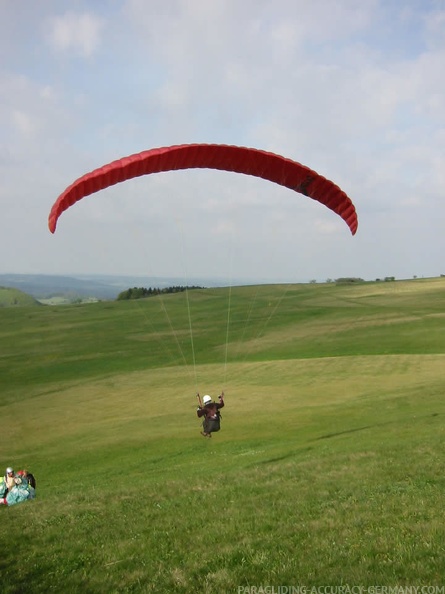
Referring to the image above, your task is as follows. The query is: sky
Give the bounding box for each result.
[1,0,444,284]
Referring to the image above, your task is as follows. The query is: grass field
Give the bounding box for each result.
[1,278,445,592]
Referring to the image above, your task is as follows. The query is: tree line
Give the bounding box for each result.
[116,285,204,300]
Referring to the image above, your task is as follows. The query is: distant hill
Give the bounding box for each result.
[0,286,41,307]
[0,274,122,300]
[0,273,234,301]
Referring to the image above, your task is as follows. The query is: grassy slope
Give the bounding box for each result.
[1,278,445,592]
[0,286,40,307]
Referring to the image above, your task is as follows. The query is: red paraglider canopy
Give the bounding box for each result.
[48,143,358,235]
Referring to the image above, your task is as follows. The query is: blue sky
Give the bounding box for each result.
[1,0,444,283]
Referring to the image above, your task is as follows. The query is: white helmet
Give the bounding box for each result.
[6,467,14,474]
[203,395,212,405]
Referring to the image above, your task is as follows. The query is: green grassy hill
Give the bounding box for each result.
[0,286,41,307]
[1,278,445,591]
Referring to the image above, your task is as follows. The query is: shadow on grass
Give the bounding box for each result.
[316,425,373,440]
[315,412,440,441]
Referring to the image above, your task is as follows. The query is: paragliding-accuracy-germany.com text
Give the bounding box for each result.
[237,587,445,594]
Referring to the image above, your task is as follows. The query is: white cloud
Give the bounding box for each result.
[46,11,103,57]
[11,109,38,137]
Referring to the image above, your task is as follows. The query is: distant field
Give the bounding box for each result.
[38,296,99,305]
[1,278,445,592]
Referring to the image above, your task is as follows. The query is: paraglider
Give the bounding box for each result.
[48,143,358,441]
[196,392,225,437]
[48,143,358,235]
